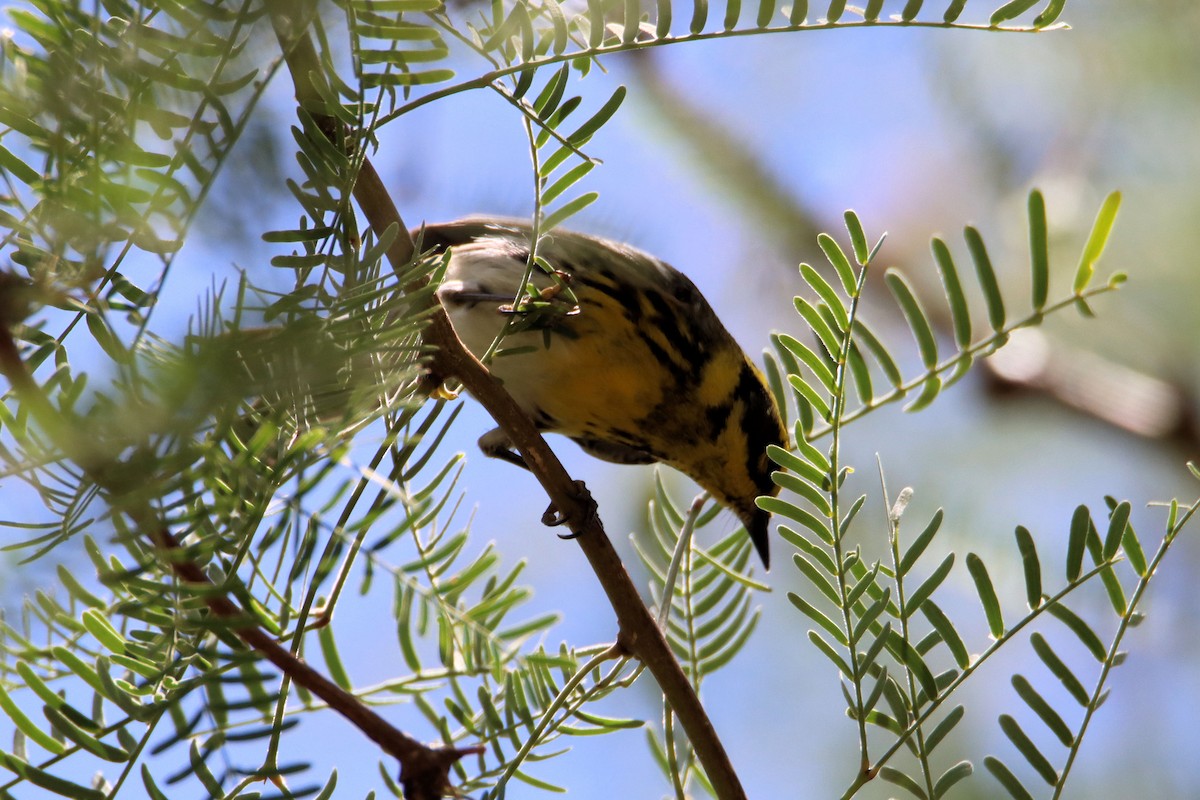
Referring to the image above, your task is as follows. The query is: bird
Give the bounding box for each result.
[424,216,787,569]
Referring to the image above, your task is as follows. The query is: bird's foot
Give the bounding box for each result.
[541,480,596,538]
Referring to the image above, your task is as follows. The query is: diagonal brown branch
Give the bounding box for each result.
[265,3,747,797]
[0,320,481,800]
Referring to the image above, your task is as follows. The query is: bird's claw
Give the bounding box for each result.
[541,480,595,538]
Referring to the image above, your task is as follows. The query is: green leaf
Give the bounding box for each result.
[1103,501,1131,561]
[800,263,849,330]
[886,269,938,368]
[819,232,858,297]
[788,593,847,645]
[990,0,1039,25]
[542,192,598,231]
[1028,190,1050,310]
[863,0,884,22]
[142,764,177,800]
[930,237,971,348]
[624,0,642,42]
[789,0,807,24]
[756,0,776,26]
[809,630,854,681]
[760,497,833,545]
[879,765,927,800]
[967,553,1004,637]
[777,333,837,394]
[1073,191,1122,293]
[0,684,66,755]
[43,706,129,762]
[318,623,351,690]
[964,226,1005,331]
[1034,0,1067,27]
[826,0,846,23]
[942,0,967,23]
[762,350,790,430]
[1046,603,1106,662]
[56,565,106,608]
[657,0,676,33]
[778,525,838,575]
[852,591,891,642]
[1030,633,1090,706]
[855,320,904,388]
[934,760,973,799]
[787,374,832,422]
[51,647,109,700]
[771,471,831,517]
[82,609,127,655]
[900,508,944,576]
[901,0,923,20]
[1120,517,1149,577]
[0,750,103,799]
[541,162,594,206]
[793,297,842,359]
[1084,522,1128,617]
[569,87,627,146]
[1012,674,1073,747]
[904,552,954,618]
[532,65,570,116]
[724,0,742,29]
[847,342,873,405]
[998,714,1058,785]
[691,0,709,32]
[888,630,938,701]
[1066,505,1089,581]
[985,756,1034,800]
[1014,525,1042,609]
[767,444,828,488]
[361,68,455,87]
[189,740,225,797]
[925,705,965,753]
[844,212,873,266]
[921,600,969,670]
[792,553,841,603]
[0,143,41,185]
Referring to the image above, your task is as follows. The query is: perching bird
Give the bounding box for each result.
[425,217,787,568]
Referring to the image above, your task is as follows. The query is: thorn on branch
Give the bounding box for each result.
[400,744,487,800]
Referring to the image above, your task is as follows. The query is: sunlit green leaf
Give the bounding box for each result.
[998,714,1058,785]
[879,765,927,799]
[1012,674,1073,747]
[964,226,1005,331]
[886,270,938,368]
[967,553,1004,637]
[991,0,1040,25]
[1066,505,1089,581]
[934,760,973,798]
[985,756,1034,800]
[1030,633,1089,706]
[1014,525,1042,609]
[1073,191,1122,293]
[921,600,969,670]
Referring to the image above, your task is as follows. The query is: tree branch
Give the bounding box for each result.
[0,318,481,800]
[265,4,747,797]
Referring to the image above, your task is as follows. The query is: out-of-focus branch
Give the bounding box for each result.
[983,328,1198,448]
[628,51,824,259]
[265,4,747,798]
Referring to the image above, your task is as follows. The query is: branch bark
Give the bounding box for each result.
[0,320,481,800]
